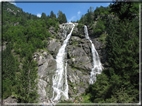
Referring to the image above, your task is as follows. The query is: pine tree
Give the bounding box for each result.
[50,11,56,18]
[57,10,67,24]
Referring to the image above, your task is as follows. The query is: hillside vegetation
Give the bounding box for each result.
[2,1,140,103]
[2,2,67,102]
[77,2,139,103]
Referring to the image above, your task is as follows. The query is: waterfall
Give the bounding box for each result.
[51,23,75,103]
[84,25,103,84]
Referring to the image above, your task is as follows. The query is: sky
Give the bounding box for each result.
[2,0,112,22]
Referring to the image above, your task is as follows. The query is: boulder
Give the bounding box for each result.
[38,55,46,66]
[49,26,56,35]
[3,96,17,103]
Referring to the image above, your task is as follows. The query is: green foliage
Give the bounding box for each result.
[2,1,139,104]
[2,44,17,98]
[79,15,86,24]
[2,2,63,102]
[41,12,47,19]
[79,6,110,25]
[77,23,84,28]
[86,7,94,24]
[79,7,94,25]
[2,2,60,102]
[46,18,58,28]
[110,2,139,20]
[94,6,110,19]
[57,10,67,24]
[17,60,38,103]
[93,19,105,35]
[82,2,139,103]
[77,23,84,32]
[98,33,107,43]
[84,73,110,103]
[81,94,91,103]
[50,11,56,18]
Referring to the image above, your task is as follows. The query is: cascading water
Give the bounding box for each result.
[84,25,103,84]
[51,23,75,103]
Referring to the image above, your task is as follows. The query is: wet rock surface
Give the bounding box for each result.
[34,23,105,103]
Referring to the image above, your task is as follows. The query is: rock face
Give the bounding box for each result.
[47,39,61,58]
[3,96,18,104]
[36,23,105,103]
[34,51,56,102]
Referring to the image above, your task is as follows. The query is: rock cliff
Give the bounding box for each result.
[34,23,106,103]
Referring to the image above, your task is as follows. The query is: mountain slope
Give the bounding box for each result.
[2,1,140,104]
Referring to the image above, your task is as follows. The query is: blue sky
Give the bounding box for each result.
[8,1,111,22]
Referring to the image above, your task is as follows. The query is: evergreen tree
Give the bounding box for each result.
[2,1,140,104]
[110,1,139,20]
[57,10,67,24]
[50,11,56,18]
[86,7,94,23]
[83,2,139,103]
[2,44,18,99]
[41,12,47,19]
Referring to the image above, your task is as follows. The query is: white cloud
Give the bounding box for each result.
[107,3,111,5]
[37,13,41,18]
[11,2,16,5]
[68,11,81,22]
[77,11,81,15]
[68,16,76,22]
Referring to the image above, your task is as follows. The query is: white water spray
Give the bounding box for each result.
[51,23,75,103]
[84,25,103,84]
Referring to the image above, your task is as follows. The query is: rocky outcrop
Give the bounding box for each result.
[35,23,106,103]
[33,50,56,102]
[47,39,61,58]
[0,42,8,52]
[3,96,18,104]
[67,37,92,71]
